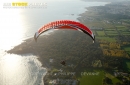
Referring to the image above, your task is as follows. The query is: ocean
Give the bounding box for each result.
[0,0,108,85]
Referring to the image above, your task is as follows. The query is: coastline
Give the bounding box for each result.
[7,36,51,85]
[7,2,108,85]
[6,1,130,85]
[7,2,111,85]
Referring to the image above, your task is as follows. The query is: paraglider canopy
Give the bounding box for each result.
[34,20,95,42]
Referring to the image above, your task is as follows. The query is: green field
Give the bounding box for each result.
[118,29,128,31]
[123,46,130,55]
[78,70,105,85]
[105,29,116,31]
[78,71,122,85]
[106,73,122,84]
[105,31,118,33]
[123,59,130,72]
[105,31,118,35]
[124,47,130,51]
[116,26,126,28]
[122,19,130,24]
[96,31,105,36]
[96,37,116,42]
[107,33,119,36]
[126,61,130,71]
[122,46,130,57]
[116,25,128,31]
[104,24,115,29]
[122,32,130,35]
[84,21,105,28]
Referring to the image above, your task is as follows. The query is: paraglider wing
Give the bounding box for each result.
[34,20,95,42]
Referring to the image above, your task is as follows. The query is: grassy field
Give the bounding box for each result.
[116,25,128,31]
[107,33,119,36]
[105,29,116,31]
[105,31,118,35]
[126,61,130,72]
[96,31,105,36]
[122,45,130,56]
[123,46,130,51]
[78,70,105,85]
[123,59,130,72]
[122,19,130,24]
[122,32,130,35]
[104,23,115,29]
[96,37,116,42]
[105,31,118,33]
[106,73,122,84]
[118,29,128,31]
[115,25,126,28]
[78,71,122,85]
[84,21,105,28]
[123,46,130,55]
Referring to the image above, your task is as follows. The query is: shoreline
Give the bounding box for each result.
[7,2,111,85]
[6,1,130,85]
